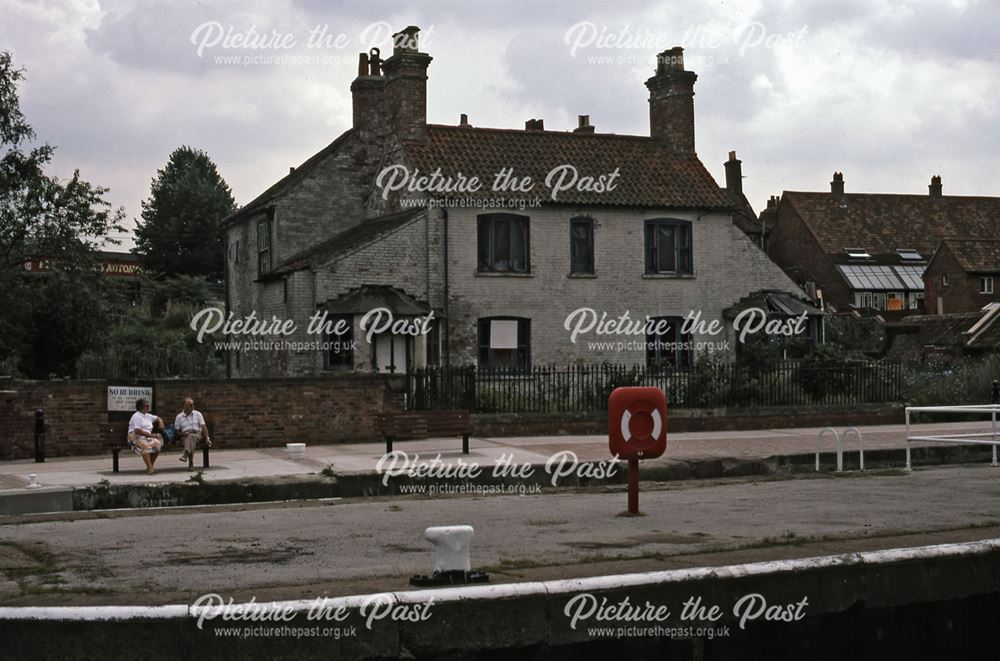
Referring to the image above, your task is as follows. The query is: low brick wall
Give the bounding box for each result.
[0,375,406,460]
[471,404,904,437]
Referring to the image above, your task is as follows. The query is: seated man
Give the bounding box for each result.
[175,397,212,466]
[128,398,164,475]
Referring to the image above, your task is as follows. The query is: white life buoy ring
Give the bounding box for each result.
[619,407,662,443]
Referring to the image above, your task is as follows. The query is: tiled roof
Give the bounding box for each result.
[723,289,823,318]
[270,208,424,277]
[939,238,1000,273]
[782,192,1000,258]
[319,285,430,315]
[724,188,763,235]
[403,125,729,209]
[885,306,1000,355]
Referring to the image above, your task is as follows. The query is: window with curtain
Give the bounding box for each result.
[570,217,595,274]
[477,214,530,273]
[644,219,692,274]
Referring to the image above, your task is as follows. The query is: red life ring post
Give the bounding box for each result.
[608,386,668,515]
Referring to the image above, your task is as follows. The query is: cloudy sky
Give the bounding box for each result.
[2,0,997,248]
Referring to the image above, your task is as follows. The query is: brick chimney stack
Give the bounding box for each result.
[381,26,432,142]
[645,47,697,153]
[351,48,385,137]
[724,150,743,195]
[573,115,595,134]
[929,175,943,197]
[831,171,845,197]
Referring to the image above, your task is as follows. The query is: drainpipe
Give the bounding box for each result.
[442,206,451,367]
[224,224,231,378]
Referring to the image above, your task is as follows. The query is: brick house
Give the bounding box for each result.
[223,26,812,377]
[924,239,1000,314]
[766,174,1000,315]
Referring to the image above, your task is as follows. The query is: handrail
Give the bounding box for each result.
[905,404,1000,471]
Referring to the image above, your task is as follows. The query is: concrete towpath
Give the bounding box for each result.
[0,419,991,492]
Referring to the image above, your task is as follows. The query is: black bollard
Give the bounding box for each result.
[992,380,999,406]
[34,408,45,463]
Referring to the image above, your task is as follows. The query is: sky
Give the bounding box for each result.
[2,0,997,249]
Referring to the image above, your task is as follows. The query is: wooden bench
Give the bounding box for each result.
[104,423,210,473]
[379,410,471,454]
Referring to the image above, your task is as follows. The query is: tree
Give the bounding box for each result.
[133,146,236,280]
[0,51,125,375]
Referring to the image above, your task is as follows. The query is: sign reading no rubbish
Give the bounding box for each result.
[107,386,153,412]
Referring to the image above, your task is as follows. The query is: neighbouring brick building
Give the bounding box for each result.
[224,26,814,377]
[924,239,1000,314]
[766,173,1000,315]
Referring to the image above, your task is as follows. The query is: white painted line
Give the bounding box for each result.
[0,605,188,621]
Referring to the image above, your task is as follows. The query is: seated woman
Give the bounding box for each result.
[128,398,164,475]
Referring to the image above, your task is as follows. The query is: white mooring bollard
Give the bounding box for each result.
[424,525,474,573]
[25,473,41,489]
[410,525,489,586]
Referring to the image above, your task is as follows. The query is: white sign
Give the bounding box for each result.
[107,386,153,412]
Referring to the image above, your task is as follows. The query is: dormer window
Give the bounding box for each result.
[896,248,923,261]
[844,247,871,260]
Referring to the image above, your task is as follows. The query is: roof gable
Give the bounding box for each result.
[270,208,424,277]
[936,238,1000,273]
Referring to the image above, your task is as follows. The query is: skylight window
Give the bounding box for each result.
[896,248,923,261]
[844,248,871,259]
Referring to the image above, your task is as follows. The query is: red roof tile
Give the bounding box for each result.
[939,238,1000,273]
[783,192,1000,258]
[403,125,729,209]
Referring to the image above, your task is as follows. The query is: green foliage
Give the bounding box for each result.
[902,358,999,407]
[824,314,885,356]
[793,344,855,401]
[133,146,236,279]
[735,333,783,373]
[21,271,117,378]
[0,51,125,375]
[76,281,225,379]
[320,464,335,478]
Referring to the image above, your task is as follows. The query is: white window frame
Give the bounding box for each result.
[982,276,995,295]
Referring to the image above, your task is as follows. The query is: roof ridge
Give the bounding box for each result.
[423,124,672,143]
[783,190,1000,201]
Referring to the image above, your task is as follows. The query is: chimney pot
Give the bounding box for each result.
[525,119,544,131]
[357,52,369,77]
[767,195,779,209]
[392,26,420,55]
[929,175,942,197]
[656,46,685,74]
[460,113,469,127]
[368,48,381,76]
[831,171,845,196]
[289,166,295,174]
